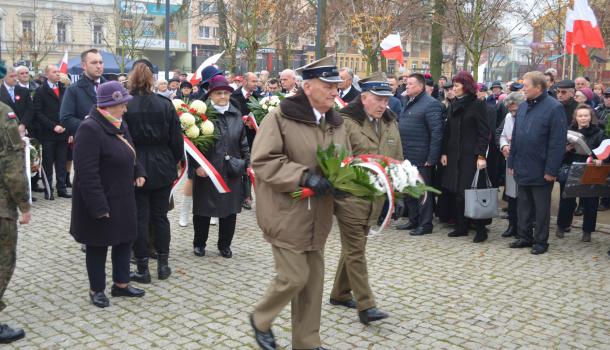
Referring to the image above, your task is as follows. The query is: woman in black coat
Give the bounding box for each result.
[440,71,491,243]
[123,61,184,283]
[70,81,147,308]
[556,104,606,242]
[192,75,250,258]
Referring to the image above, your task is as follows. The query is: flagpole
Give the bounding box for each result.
[570,43,575,80]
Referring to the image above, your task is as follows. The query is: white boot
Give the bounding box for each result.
[179,196,192,227]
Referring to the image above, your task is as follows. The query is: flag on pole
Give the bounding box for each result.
[592,139,610,160]
[572,0,605,49]
[380,34,404,66]
[190,51,225,85]
[565,8,591,67]
[59,50,69,74]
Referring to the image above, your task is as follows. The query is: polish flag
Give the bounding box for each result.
[572,0,605,49]
[565,8,591,67]
[592,139,610,160]
[59,50,69,74]
[190,51,224,85]
[380,34,403,66]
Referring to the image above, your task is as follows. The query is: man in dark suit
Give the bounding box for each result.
[230,71,259,210]
[16,66,38,95]
[33,64,70,200]
[60,48,106,135]
[338,68,360,103]
[0,67,34,135]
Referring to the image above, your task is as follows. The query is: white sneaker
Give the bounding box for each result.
[210,217,218,226]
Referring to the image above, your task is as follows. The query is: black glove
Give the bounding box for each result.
[304,173,333,197]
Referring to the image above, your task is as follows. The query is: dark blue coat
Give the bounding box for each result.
[60,75,106,135]
[398,92,443,166]
[507,92,567,186]
[388,96,402,116]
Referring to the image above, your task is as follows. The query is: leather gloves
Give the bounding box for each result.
[303,173,333,197]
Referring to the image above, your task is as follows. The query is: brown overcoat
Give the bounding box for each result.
[334,98,404,226]
[251,92,348,251]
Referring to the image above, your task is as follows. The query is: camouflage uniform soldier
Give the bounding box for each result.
[0,62,31,344]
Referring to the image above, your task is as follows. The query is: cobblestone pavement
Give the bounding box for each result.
[2,193,610,350]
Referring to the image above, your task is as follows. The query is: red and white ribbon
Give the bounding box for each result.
[247,167,256,189]
[242,113,259,132]
[183,136,230,193]
[352,161,394,237]
[335,97,347,109]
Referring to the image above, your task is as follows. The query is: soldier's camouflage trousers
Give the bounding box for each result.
[0,218,17,313]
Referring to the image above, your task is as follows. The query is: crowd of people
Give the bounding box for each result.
[0,47,609,348]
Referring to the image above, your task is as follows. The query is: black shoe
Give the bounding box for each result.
[501,225,516,238]
[250,314,276,350]
[157,253,171,280]
[219,248,232,258]
[509,239,533,248]
[556,226,570,239]
[129,258,151,284]
[89,291,110,308]
[409,226,432,236]
[358,307,389,325]
[57,189,72,198]
[396,222,418,230]
[575,207,583,216]
[0,324,25,344]
[242,198,252,210]
[473,229,488,243]
[447,230,468,237]
[531,245,548,255]
[581,231,592,242]
[598,204,609,211]
[193,247,205,257]
[329,298,357,309]
[44,191,55,200]
[111,284,145,298]
[31,184,45,193]
[607,249,610,257]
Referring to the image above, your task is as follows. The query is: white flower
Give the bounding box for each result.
[172,99,185,110]
[179,113,196,127]
[262,104,269,110]
[185,125,200,138]
[368,172,387,193]
[189,100,207,115]
[200,120,214,135]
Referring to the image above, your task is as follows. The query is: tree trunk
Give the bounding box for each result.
[463,49,470,71]
[319,0,327,57]
[472,51,480,81]
[430,0,445,80]
[247,40,258,72]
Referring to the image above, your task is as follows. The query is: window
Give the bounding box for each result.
[198,26,215,39]
[143,17,155,37]
[22,20,32,40]
[93,25,103,45]
[57,22,67,43]
[199,1,217,14]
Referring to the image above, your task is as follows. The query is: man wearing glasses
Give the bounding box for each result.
[555,79,578,126]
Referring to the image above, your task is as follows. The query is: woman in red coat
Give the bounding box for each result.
[70,81,147,308]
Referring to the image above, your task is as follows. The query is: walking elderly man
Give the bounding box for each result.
[396,73,443,235]
[250,56,347,350]
[507,71,567,255]
[330,72,402,324]
[0,61,31,344]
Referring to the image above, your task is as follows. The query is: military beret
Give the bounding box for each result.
[556,79,575,89]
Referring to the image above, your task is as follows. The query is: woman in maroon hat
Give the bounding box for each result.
[191,75,250,258]
[70,81,147,308]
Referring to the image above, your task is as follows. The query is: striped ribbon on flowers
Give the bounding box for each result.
[351,160,394,237]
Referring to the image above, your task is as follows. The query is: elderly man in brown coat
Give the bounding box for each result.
[249,56,348,350]
[330,72,403,324]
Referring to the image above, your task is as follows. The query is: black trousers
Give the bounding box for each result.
[242,175,252,201]
[517,183,553,247]
[557,181,599,233]
[41,140,68,190]
[453,191,487,232]
[193,214,236,250]
[134,186,172,258]
[86,243,131,292]
[507,196,518,227]
[406,166,434,230]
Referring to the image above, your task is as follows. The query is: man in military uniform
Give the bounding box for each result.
[0,62,31,344]
[249,56,347,350]
[330,72,403,324]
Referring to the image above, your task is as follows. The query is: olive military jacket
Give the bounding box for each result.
[0,102,30,219]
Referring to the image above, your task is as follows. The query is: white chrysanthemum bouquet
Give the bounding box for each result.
[172,99,218,153]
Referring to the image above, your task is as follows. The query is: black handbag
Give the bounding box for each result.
[224,154,246,178]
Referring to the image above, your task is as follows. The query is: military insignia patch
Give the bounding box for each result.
[7,112,16,119]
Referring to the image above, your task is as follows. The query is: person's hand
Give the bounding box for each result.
[507,168,514,175]
[544,174,556,182]
[68,136,74,144]
[135,177,146,187]
[477,158,487,170]
[19,211,31,224]
[18,124,26,137]
[304,173,333,196]
[440,155,448,166]
[53,125,65,134]
[244,119,255,129]
[501,145,510,158]
[594,159,603,166]
[196,167,208,177]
